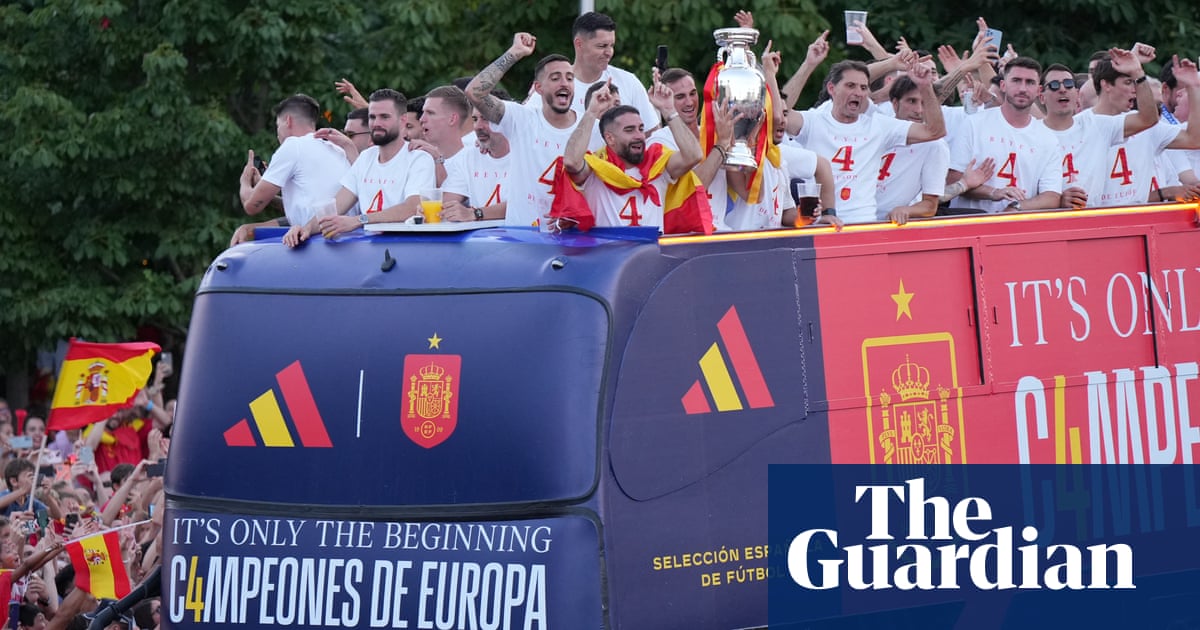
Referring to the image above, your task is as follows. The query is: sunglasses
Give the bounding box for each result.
[1043,79,1078,91]
[344,130,369,138]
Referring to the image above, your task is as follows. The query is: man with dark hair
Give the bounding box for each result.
[286,88,436,244]
[875,75,951,223]
[466,33,581,226]
[648,68,738,230]
[232,94,350,245]
[562,76,702,228]
[949,57,1063,213]
[1093,52,1200,206]
[1039,51,1157,209]
[404,97,426,143]
[533,12,656,127]
[784,58,946,223]
[442,103,513,222]
[343,108,372,154]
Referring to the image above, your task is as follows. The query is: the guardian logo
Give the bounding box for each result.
[786,478,1135,591]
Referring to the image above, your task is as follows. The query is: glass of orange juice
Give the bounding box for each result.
[421,189,443,224]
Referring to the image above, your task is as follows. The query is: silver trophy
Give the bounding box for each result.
[713,27,766,169]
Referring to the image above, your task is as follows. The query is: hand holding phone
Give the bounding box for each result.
[253,156,267,175]
[160,351,175,378]
[145,459,167,478]
[655,45,669,74]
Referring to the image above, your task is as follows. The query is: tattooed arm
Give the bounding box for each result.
[467,32,537,124]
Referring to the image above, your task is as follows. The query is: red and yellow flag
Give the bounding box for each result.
[48,339,160,430]
[67,531,132,600]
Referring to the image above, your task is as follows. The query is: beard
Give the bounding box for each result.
[372,128,400,146]
[617,142,645,165]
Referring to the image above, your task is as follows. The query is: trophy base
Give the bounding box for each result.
[723,146,759,169]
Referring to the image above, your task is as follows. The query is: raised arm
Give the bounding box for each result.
[1166,57,1200,149]
[239,150,282,215]
[466,33,536,124]
[905,61,946,144]
[335,78,368,110]
[1109,47,1159,136]
[935,37,999,105]
[781,30,829,110]
[652,76,703,179]
[694,100,735,186]
[564,80,615,185]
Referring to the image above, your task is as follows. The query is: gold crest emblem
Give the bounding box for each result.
[407,361,453,420]
[74,361,110,405]
[863,333,967,465]
[876,355,956,465]
[402,353,461,449]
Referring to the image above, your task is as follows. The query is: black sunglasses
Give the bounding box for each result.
[1043,79,1078,91]
[344,130,369,137]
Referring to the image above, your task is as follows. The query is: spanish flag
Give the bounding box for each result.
[550,144,713,233]
[48,339,160,431]
[67,531,132,600]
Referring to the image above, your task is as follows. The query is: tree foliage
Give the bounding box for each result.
[0,0,1194,383]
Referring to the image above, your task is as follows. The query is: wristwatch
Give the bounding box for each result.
[1007,201,1022,212]
[358,214,369,225]
[473,207,485,221]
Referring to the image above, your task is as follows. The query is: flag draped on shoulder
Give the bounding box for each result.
[700,61,780,205]
[550,142,713,234]
[67,531,132,600]
[48,339,160,430]
[548,156,596,231]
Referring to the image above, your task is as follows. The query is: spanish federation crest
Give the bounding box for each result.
[863,333,966,465]
[84,547,108,566]
[402,354,461,448]
[75,361,110,405]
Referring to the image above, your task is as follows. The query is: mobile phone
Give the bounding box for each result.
[77,446,95,465]
[655,45,669,74]
[65,512,80,528]
[984,28,1003,52]
[9,435,32,449]
[253,156,267,174]
[160,351,174,378]
[145,460,166,478]
[36,509,48,532]
[38,465,55,479]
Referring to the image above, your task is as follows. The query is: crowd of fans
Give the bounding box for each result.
[233,9,1200,246]
[0,356,170,629]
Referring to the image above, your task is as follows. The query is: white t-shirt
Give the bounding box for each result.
[1048,110,1126,200]
[647,127,731,231]
[724,152,795,231]
[443,149,512,209]
[793,107,913,223]
[581,152,673,230]
[1097,119,1181,207]
[340,144,436,215]
[778,143,819,221]
[1153,148,1189,192]
[949,107,1063,213]
[875,139,950,220]
[498,103,580,226]
[262,133,350,226]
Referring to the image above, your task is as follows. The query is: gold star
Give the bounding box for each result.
[891,280,915,321]
[427,333,442,350]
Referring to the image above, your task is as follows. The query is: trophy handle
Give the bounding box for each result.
[717,45,728,64]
